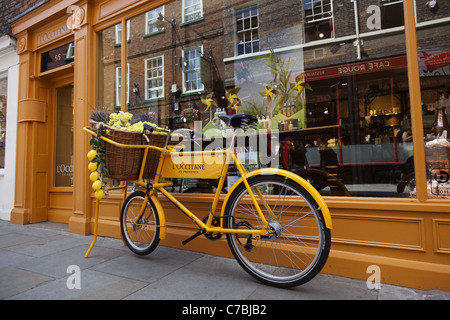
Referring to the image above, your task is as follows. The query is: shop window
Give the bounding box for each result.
[379,0,404,29]
[97,24,122,113]
[145,56,164,100]
[0,76,6,169]
[94,0,450,198]
[417,47,450,198]
[183,0,203,23]
[304,0,334,42]
[183,46,204,93]
[146,6,165,35]
[54,84,74,187]
[236,5,259,56]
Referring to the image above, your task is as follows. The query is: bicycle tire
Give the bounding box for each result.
[225,174,331,288]
[120,191,160,255]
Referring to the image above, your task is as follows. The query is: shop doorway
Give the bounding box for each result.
[48,82,74,222]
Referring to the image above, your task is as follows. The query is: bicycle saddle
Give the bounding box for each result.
[218,114,258,129]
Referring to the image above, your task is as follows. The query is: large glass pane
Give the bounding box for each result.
[97,23,122,113]
[417,0,450,199]
[95,0,427,197]
[54,84,74,187]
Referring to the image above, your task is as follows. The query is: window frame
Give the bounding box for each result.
[115,65,130,106]
[145,55,165,101]
[182,45,204,94]
[182,0,203,24]
[145,6,165,35]
[235,5,260,56]
[115,20,131,44]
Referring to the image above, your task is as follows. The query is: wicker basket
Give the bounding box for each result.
[89,120,173,181]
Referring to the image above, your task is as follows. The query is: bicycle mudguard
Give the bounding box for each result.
[221,168,333,230]
[149,192,167,239]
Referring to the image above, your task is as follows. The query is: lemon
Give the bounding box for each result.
[92,180,102,191]
[87,150,97,161]
[95,189,104,200]
[88,162,97,172]
[89,171,99,182]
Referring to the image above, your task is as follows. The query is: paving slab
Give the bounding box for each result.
[0,220,449,301]
[0,266,54,299]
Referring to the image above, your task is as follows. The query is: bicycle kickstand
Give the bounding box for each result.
[182,228,206,245]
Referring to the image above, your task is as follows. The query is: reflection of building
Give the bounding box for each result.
[5,0,450,291]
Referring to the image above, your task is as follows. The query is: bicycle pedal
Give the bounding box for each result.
[182,228,206,245]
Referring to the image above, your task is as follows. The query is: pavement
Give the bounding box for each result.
[1,219,449,303]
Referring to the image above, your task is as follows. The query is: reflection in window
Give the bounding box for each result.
[236,6,259,56]
[304,0,333,42]
[183,0,202,23]
[115,20,130,44]
[146,6,165,34]
[54,84,74,187]
[97,24,121,113]
[145,56,164,100]
[94,0,450,199]
[183,46,203,93]
[115,65,129,106]
[380,0,404,29]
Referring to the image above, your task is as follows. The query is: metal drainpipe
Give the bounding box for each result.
[351,0,362,60]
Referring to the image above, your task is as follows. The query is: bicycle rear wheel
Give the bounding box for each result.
[120,191,160,255]
[225,174,331,288]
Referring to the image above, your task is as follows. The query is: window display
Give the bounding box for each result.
[54,84,74,187]
[96,0,450,199]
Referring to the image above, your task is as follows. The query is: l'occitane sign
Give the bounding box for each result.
[161,152,225,179]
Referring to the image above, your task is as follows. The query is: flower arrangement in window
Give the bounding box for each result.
[181,106,200,121]
[226,88,242,114]
[259,50,312,118]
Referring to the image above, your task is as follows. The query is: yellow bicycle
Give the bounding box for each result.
[86,114,332,288]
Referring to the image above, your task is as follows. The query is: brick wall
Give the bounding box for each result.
[0,0,43,36]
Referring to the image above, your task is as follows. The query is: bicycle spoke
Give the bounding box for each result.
[226,175,330,287]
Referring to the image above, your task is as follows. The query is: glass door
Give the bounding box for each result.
[54,84,74,187]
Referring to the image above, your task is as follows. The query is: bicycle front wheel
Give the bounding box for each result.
[120,191,160,255]
[225,174,331,288]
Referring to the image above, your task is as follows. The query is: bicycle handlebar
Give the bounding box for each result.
[143,123,171,134]
[142,123,204,146]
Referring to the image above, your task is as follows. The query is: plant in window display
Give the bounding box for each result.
[258,50,312,129]
[226,88,242,114]
[201,92,217,111]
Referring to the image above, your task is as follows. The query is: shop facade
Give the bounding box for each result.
[10,0,450,290]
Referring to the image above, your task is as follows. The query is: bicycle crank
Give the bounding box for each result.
[202,216,223,240]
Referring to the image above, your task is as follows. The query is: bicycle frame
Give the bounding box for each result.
[149,132,272,240]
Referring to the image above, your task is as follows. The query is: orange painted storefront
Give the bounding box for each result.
[9,0,450,291]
